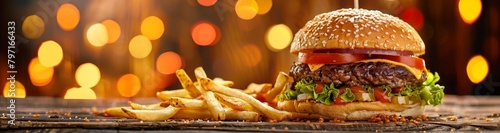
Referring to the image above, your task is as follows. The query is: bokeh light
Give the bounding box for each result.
[28,58,54,86]
[3,80,26,98]
[402,8,424,31]
[191,21,220,46]
[22,15,45,39]
[117,74,141,97]
[102,19,121,44]
[235,0,259,20]
[57,3,80,31]
[38,40,63,67]
[156,51,183,75]
[255,0,272,14]
[64,87,97,99]
[458,0,482,24]
[241,44,262,67]
[141,16,165,40]
[265,24,292,51]
[197,0,217,6]
[129,35,152,58]
[86,23,108,47]
[76,63,101,88]
[467,55,489,84]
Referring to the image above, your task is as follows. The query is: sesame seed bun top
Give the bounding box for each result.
[290,8,425,56]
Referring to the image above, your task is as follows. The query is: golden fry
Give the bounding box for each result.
[243,83,272,94]
[176,69,202,98]
[200,78,291,121]
[168,97,206,109]
[156,89,191,101]
[173,109,259,122]
[195,67,226,120]
[104,107,131,118]
[128,101,164,110]
[121,106,180,121]
[214,93,257,112]
[214,77,235,87]
[265,72,290,104]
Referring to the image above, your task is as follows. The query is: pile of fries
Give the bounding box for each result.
[103,67,292,122]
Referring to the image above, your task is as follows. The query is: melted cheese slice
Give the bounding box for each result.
[308,64,324,72]
[306,59,424,79]
[359,59,423,80]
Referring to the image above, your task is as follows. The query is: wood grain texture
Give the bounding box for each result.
[1,96,499,132]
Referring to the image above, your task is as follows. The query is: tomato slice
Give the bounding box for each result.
[315,82,324,94]
[373,87,391,103]
[298,52,368,64]
[333,86,367,104]
[370,55,426,70]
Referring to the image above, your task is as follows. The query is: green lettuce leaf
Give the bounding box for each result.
[316,83,339,104]
[340,87,355,102]
[419,72,445,106]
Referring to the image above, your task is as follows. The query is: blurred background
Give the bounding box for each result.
[0,0,498,99]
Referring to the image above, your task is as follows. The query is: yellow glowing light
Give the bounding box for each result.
[28,58,54,86]
[64,87,97,100]
[38,40,63,67]
[3,80,26,98]
[117,74,141,97]
[22,15,45,39]
[265,24,292,51]
[467,55,489,84]
[255,0,272,15]
[76,63,101,88]
[459,0,482,24]
[102,19,121,44]
[129,35,152,58]
[198,0,217,6]
[57,3,80,31]
[141,16,165,40]
[86,23,108,47]
[192,22,220,46]
[156,52,183,75]
[235,0,259,20]
[242,44,262,67]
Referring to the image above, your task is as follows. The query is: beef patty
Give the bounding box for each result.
[289,62,427,89]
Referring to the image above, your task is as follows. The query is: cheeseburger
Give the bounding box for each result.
[277,8,445,120]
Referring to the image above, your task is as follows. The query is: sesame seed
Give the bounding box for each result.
[346,33,351,37]
[339,40,344,43]
[393,29,397,33]
[342,29,346,32]
[360,34,365,37]
[367,32,372,35]
[344,41,349,44]
[376,36,381,39]
[335,25,339,28]
[347,29,351,32]
[385,32,389,35]
[355,34,359,38]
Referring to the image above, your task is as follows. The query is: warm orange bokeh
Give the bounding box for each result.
[28,58,54,87]
[57,3,80,31]
[156,52,183,75]
[117,74,141,97]
[102,19,121,44]
[192,21,220,46]
[197,0,217,6]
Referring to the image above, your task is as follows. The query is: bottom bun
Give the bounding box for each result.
[277,100,426,120]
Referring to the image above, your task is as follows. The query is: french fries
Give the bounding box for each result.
[195,67,226,120]
[168,97,206,109]
[173,109,259,122]
[243,83,272,94]
[214,93,257,112]
[265,72,289,104]
[128,101,164,110]
[122,106,180,121]
[176,69,202,98]
[104,107,132,118]
[156,89,191,101]
[213,77,234,87]
[200,77,291,121]
[103,66,294,122]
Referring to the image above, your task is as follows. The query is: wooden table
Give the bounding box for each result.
[1,95,500,132]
